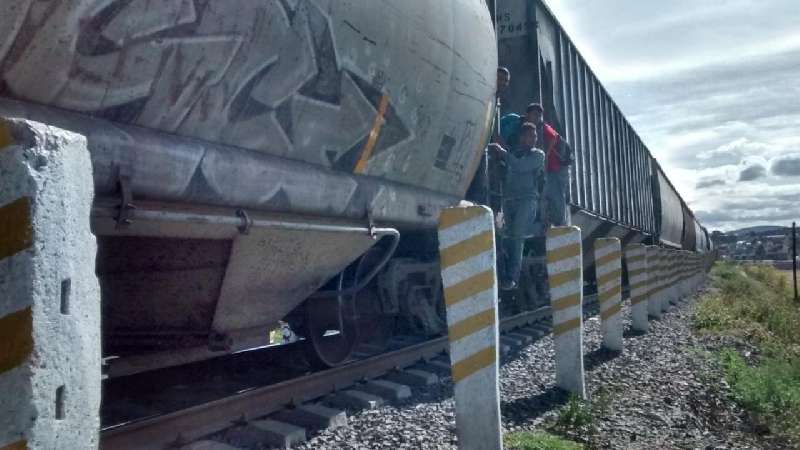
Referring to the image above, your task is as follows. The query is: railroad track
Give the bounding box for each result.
[101,296,603,450]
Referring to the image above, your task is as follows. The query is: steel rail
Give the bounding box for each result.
[100,304,559,450]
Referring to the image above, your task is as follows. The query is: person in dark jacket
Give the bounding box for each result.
[489,122,545,290]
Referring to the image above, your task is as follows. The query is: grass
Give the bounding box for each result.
[694,262,800,443]
[553,394,594,433]
[504,431,583,450]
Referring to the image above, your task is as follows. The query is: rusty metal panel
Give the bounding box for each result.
[497,0,540,114]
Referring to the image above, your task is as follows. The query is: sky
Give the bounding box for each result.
[545,0,800,232]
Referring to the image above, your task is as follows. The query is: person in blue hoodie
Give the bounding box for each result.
[489,122,545,290]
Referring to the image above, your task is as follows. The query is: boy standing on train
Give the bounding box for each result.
[528,103,573,227]
[489,123,545,290]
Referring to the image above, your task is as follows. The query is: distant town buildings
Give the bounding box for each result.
[711,226,795,261]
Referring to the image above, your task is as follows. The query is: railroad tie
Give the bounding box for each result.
[625,244,649,333]
[0,118,100,450]
[546,226,587,398]
[438,204,502,450]
[645,246,662,319]
[594,238,623,352]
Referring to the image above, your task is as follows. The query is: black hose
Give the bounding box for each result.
[308,229,400,299]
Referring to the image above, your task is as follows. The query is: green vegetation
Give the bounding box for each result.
[694,262,800,443]
[504,431,583,450]
[553,394,594,433]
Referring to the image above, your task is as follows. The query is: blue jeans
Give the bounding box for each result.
[502,197,538,284]
[544,168,570,226]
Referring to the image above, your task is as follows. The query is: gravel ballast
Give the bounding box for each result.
[281,290,783,449]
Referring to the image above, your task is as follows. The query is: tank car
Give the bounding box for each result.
[0,0,496,372]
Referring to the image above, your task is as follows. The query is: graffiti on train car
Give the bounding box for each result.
[0,0,413,170]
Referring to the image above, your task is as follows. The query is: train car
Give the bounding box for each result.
[0,0,709,373]
[0,0,496,371]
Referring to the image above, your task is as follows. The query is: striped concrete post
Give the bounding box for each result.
[668,250,679,305]
[625,244,648,333]
[546,226,586,398]
[645,246,662,319]
[438,204,502,450]
[659,248,670,312]
[661,248,675,311]
[680,251,691,298]
[0,118,100,449]
[594,238,622,352]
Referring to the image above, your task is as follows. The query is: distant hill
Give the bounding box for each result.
[729,225,790,236]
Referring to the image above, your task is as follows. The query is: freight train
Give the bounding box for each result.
[0,0,709,373]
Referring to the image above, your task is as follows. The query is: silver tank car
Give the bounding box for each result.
[0,0,497,373]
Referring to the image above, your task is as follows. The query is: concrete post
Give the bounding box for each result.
[680,251,691,298]
[0,118,100,450]
[625,244,648,333]
[662,250,670,306]
[659,248,670,312]
[666,250,677,305]
[594,238,622,351]
[438,204,502,450]
[645,246,662,319]
[546,226,586,398]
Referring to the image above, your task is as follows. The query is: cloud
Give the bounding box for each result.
[771,154,800,176]
[738,163,766,181]
[545,0,800,231]
[696,179,725,189]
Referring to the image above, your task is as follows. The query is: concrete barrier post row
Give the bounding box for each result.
[624,244,648,333]
[645,246,662,319]
[438,204,502,450]
[0,118,101,450]
[546,226,586,398]
[594,238,622,351]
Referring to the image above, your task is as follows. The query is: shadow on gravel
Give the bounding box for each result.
[584,347,621,371]
[501,386,570,425]
[623,327,646,338]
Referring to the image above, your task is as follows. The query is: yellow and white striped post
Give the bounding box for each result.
[438,204,502,450]
[679,250,691,298]
[594,238,622,351]
[659,248,672,313]
[0,118,100,450]
[661,248,675,311]
[625,244,648,333]
[645,246,662,319]
[546,226,586,397]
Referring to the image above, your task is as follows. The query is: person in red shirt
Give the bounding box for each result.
[527,103,572,226]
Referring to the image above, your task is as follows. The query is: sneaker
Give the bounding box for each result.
[500,279,517,291]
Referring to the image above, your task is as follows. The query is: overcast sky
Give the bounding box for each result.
[546,0,800,232]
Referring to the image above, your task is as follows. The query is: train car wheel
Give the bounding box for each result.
[304,245,393,368]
